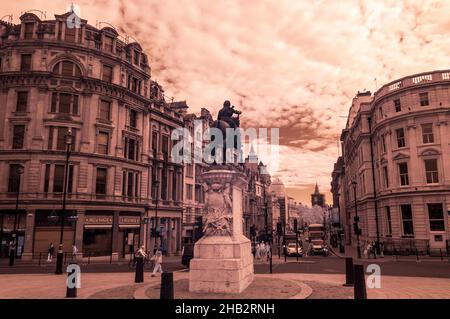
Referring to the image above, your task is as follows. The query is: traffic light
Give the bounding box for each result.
[294,219,298,233]
[276,222,283,236]
[194,216,203,241]
[353,223,361,235]
[250,225,256,237]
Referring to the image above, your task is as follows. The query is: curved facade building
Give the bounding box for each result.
[0,11,185,259]
[335,70,450,254]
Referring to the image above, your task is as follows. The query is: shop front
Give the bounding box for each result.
[82,212,113,256]
[0,210,26,258]
[118,214,141,258]
[33,210,76,255]
[82,211,142,257]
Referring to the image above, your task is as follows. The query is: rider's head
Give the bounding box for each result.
[223,100,231,107]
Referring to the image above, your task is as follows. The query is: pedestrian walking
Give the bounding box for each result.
[371,241,377,258]
[266,243,271,261]
[72,244,78,262]
[364,242,371,259]
[47,243,55,262]
[379,242,384,258]
[255,243,261,260]
[151,249,163,277]
[260,242,266,261]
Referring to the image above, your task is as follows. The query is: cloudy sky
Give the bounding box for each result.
[5,0,450,203]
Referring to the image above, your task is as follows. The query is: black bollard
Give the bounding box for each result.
[354,264,367,299]
[66,263,78,298]
[160,271,174,299]
[269,252,273,274]
[134,256,144,283]
[343,257,354,287]
[8,248,15,267]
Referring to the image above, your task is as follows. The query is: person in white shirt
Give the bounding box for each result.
[151,249,163,277]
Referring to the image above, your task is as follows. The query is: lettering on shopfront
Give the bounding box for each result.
[83,216,140,225]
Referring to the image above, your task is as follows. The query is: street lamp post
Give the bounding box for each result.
[352,181,362,259]
[55,128,73,274]
[9,165,24,266]
[152,180,160,254]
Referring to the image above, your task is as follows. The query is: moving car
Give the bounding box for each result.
[310,239,327,256]
[285,242,303,257]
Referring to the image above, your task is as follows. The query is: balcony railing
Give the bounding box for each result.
[374,70,450,101]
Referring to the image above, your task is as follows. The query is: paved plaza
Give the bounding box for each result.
[1,261,449,299]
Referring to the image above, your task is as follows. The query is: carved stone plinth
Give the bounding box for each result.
[188,166,254,294]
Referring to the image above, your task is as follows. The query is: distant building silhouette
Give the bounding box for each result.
[311,183,325,207]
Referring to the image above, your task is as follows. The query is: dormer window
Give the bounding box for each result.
[24,23,34,39]
[65,25,76,42]
[104,35,114,53]
[53,61,81,77]
[134,50,140,65]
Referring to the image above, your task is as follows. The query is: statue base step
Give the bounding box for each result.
[189,235,254,294]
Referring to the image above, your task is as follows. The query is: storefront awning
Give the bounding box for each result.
[119,225,140,229]
[84,225,112,229]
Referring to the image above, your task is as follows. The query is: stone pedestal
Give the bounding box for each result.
[189,166,254,294]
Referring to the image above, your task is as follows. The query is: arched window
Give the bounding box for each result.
[52,61,81,77]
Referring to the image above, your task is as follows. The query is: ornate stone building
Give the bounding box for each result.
[0,11,184,259]
[170,103,213,243]
[334,71,450,254]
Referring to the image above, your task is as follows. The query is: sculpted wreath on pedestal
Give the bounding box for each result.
[202,182,233,236]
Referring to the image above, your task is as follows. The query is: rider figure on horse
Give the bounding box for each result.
[218,100,241,128]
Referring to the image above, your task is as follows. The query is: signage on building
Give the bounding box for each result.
[84,216,113,225]
[119,216,140,225]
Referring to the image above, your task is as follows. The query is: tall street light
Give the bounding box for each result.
[152,179,160,254]
[55,128,73,274]
[9,165,24,267]
[351,181,362,259]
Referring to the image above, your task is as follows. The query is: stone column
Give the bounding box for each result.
[139,211,145,247]
[21,210,35,261]
[176,218,182,254]
[111,211,120,261]
[166,218,172,256]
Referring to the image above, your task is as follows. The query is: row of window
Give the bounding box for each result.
[8,163,135,198]
[10,123,171,162]
[384,203,446,237]
[381,158,439,188]
[15,54,144,95]
[380,123,436,153]
[22,22,144,67]
[379,92,430,118]
[14,91,140,128]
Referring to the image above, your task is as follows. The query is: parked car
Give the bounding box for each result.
[285,242,303,257]
[181,243,194,268]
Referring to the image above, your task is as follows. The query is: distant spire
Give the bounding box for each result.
[314,183,320,194]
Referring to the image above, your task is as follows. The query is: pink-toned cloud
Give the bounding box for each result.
[4,0,450,202]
